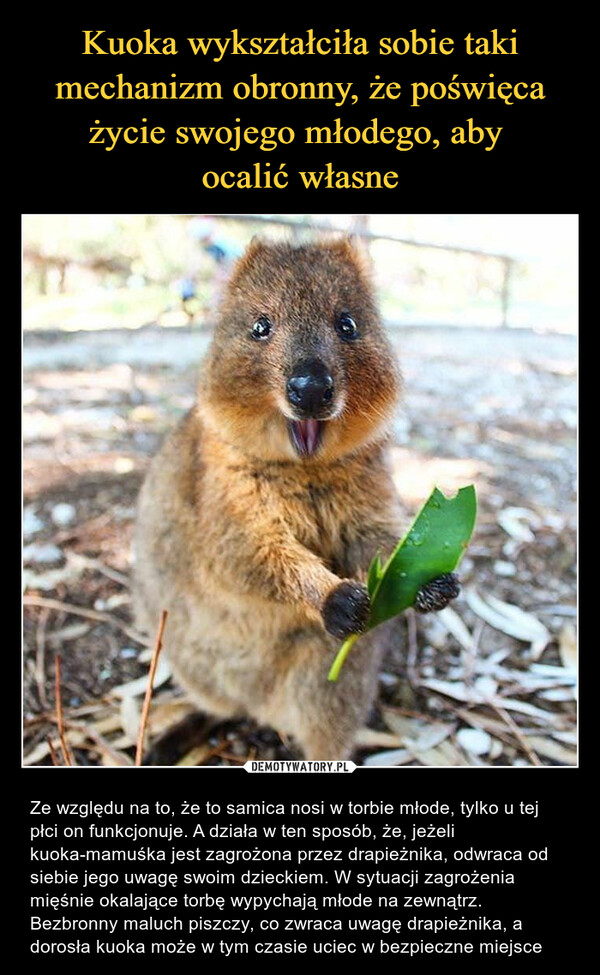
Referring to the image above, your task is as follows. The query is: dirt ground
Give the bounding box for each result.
[23,323,577,767]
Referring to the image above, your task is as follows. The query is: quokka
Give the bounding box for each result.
[133,238,458,761]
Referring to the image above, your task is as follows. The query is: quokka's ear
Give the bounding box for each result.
[236,235,267,264]
[327,235,371,269]
[245,234,267,255]
[225,235,270,285]
[325,236,374,284]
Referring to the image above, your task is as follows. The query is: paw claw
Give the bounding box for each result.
[415,572,460,614]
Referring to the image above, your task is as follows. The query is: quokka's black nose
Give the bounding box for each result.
[286,359,334,415]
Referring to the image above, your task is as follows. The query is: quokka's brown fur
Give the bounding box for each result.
[133,237,406,760]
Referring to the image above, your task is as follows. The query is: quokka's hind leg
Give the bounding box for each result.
[142,711,219,766]
[274,627,386,761]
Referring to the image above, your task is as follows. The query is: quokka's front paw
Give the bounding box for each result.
[415,572,461,613]
[322,581,371,639]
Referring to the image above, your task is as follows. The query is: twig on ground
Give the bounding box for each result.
[46,735,60,767]
[489,699,544,768]
[24,594,150,646]
[135,611,168,767]
[382,705,440,724]
[406,609,419,687]
[211,751,249,765]
[198,738,248,766]
[86,728,134,766]
[54,655,72,766]
[68,552,130,587]
[35,606,50,709]
[51,511,113,545]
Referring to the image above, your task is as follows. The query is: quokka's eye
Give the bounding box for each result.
[251,315,272,340]
[336,313,359,341]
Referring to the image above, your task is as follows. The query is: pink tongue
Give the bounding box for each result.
[293,419,321,455]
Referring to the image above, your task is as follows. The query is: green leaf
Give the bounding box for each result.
[328,485,477,681]
[367,485,476,630]
[366,551,384,596]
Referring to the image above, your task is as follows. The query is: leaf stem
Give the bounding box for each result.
[328,633,360,682]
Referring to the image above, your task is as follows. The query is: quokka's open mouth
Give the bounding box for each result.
[288,419,324,457]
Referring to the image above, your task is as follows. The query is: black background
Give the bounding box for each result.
[20,9,581,966]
